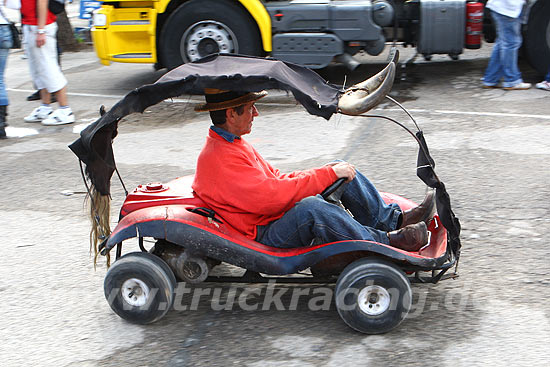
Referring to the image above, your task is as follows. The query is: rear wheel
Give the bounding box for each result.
[159,0,262,69]
[335,258,412,334]
[525,0,550,75]
[104,252,175,324]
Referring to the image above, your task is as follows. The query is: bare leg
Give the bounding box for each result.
[39,88,51,105]
[55,86,68,107]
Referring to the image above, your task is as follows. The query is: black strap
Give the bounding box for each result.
[189,207,223,223]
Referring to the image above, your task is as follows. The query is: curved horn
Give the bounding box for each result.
[338,59,396,116]
[388,47,399,65]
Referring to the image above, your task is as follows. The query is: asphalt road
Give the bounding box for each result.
[1,44,549,367]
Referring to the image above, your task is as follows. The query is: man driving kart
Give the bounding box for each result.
[192,89,435,251]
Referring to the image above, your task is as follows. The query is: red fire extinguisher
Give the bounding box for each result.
[465,1,484,49]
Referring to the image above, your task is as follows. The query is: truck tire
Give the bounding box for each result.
[525,0,550,75]
[159,0,262,70]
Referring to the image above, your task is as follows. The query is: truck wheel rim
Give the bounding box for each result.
[182,21,237,63]
[121,278,150,307]
[357,285,391,316]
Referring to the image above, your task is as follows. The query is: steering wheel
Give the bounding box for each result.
[321,177,347,202]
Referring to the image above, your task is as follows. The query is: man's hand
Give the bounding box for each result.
[330,162,356,182]
[37,0,48,47]
[36,33,46,48]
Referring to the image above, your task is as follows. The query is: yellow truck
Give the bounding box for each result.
[91,0,550,74]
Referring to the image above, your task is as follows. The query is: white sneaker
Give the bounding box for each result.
[535,81,550,91]
[24,106,53,123]
[502,82,532,90]
[41,108,75,126]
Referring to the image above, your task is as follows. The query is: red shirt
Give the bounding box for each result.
[21,0,57,26]
[192,129,338,239]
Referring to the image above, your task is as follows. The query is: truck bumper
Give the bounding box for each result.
[92,6,158,65]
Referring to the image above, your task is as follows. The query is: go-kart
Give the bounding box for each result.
[70,52,461,334]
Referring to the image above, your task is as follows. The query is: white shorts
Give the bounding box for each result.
[22,23,67,93]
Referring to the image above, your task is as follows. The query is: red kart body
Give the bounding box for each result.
[104,175,449,276]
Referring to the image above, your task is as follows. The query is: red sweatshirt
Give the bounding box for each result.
[192,129,338,239]
[21,0,56,26]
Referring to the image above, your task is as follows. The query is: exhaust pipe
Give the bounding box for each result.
[335,53,361,71]
[337,50,399,115]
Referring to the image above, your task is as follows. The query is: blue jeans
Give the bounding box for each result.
[483,11,524,88]
[256,170,402,248]
[0,25,13,106]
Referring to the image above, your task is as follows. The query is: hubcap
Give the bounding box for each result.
[357,285,391,316]
[181,21,237,62]
[121,278,150,307]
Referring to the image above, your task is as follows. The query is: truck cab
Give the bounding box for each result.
[90,0,549,74]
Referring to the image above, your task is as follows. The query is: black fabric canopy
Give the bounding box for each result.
[69,54,342,196]
[415,131,461,264]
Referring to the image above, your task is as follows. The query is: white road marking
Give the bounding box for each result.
[9,87,549,120]
[7,88,126,99]
[3,126,39,138]
[398,125,550,155]
[386,108,550,120]
[7,88,295,107]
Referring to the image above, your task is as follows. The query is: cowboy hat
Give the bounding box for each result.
[194,88,268,112]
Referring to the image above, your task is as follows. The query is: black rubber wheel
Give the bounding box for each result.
[120,251,177,289]
[334,258,412,334]
[525,0,550,75]
[159,0,262,69]
[104,252,175,324]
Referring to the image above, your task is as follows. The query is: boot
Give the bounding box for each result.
[388,222,428,252]
[26,90,41,101]
[400,190,435,228]
[0,105,7,139]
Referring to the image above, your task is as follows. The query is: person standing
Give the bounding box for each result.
[482,0,531,90]
[21,0,74,125]
[0,0,14,138]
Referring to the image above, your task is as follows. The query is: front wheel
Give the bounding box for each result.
[159,0,262,70]
[335,258,412,334]
[525,0,550,75]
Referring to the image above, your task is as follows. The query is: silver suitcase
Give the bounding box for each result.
[417,0,466,56]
